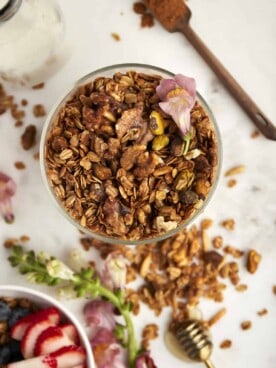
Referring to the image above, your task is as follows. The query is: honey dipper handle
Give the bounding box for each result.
[181,25,276,140]
[204,359,215,368]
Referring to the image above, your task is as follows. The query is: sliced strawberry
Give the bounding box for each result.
[34,325,73,356]
[50,345,86,367]
[7,346,86,368]
[11,307,61,340]
[21,319,57,358]
[60,324,80,345]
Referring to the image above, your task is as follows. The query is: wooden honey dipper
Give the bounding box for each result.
[145,0,276,140]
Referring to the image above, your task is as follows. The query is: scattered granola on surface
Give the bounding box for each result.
[225,165,245,177]
[219,339,232,349]
[14,161,26,170]
[221,218,235,231]
[246,249,262,274]
[240,320,252,330]
[80,221,238,323]
[111,32,121,41]
[32,103,46,117]
[227,178,237,188]
[21,124,37,150]
[44,70,219,241]
[257,308,268,316]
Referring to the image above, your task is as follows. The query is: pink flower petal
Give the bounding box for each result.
[174,74,196,100]
[156,74,196,139]
[93,342,126,368]
[83,300,116,331]
[135,352,157,368]
[90,327,117,346]
[156,78,177,100]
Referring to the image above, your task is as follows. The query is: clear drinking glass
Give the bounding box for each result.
[40,63,222,245]
[0,0,65,86]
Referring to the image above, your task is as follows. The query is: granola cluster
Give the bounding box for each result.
[44,71,218,241]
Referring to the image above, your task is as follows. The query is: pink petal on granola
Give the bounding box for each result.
[156,74,196,136]
[0,172,16,223]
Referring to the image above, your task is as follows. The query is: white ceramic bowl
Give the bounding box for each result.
[0,284,95,368]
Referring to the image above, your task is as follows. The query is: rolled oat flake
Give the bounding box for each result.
[0,0,65,86]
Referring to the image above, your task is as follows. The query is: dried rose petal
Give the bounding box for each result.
[135,351,157,368]
[84,299,116,331]
[90,327,117,346]
[92,342,126,368]
[156,74,196,136]
[0,172,16,223]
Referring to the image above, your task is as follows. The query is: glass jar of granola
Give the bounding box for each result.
[0,0,65,86]
[40,64,222,245]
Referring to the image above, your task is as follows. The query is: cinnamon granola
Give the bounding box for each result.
[44,70,218,241]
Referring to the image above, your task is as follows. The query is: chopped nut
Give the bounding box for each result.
[203,251,224,268]
[33,103,46,117]
[225,165,245,177]
[111,32,121,41]
[227,179,237,188]
[257,308,268,316]
[251,130,260,138]
[241,320,252,330]
[3,238,20,248]
[273,285,276,295]
[208,308,227,327]
[220,339,232,349]
[246,249,262,274]
[19,235,30,242]
[21,124,36,150]
[223,245,244,258]
[14,161,26,170]
[140,254,152,278]
[200,218,213,230]
[235,284,248,292]
[221,219,235,231]
[32,82,45,89]
[152,134,169,150]
[212,235,223,249]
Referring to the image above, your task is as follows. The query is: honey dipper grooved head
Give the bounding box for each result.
[173,319,213,362]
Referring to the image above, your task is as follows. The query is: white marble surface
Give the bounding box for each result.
[0,1,276,367]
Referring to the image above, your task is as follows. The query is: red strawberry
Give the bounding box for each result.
[11,307,61,340]
[21,319,57,358]
[34,325,73,356]
[60,324,80,345]
[7,345,86,367]
[50,345,86,367]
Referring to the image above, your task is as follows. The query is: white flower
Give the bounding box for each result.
[46,259,75,280]
[101,254,127,290]
[68,248,89,272]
